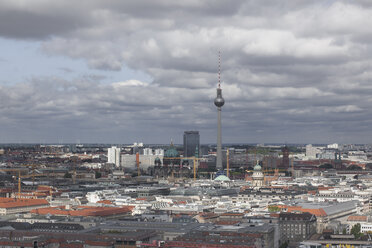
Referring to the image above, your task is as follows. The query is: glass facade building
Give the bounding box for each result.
[183,131,200,158]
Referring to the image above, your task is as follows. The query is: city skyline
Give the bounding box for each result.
[1,1,372,144]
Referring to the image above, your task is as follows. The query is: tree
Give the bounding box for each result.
[64,172,72,178]
[351,223,363,238]
[268,205,280,212]
[95,171,102,179]
[279,241,288,248]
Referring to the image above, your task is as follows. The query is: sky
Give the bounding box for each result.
[1,0,372,144]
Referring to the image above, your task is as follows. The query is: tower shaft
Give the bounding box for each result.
[216,107,223,170]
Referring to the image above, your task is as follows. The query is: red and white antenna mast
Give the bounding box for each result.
[218,50,221,88]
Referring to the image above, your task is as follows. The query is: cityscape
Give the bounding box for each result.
[1,1,372,248]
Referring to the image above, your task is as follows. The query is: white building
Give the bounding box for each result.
[327,143,339,149]
[121,154,136,170]
[154,149,164,156]
[305,144,322,159]
[143,148,153,155]
[252,162,264,189]
[121,154,164,171]
[108,146,121,167]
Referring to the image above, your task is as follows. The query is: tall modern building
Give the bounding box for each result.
[183,131,200,158]
[108,146,121,167]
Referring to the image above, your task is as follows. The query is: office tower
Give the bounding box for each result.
[183,131,200,157]
[108,146,121,167]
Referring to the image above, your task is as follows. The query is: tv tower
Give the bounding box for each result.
[214,51,225,171]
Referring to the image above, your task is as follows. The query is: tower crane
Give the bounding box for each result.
[162,156,201,181]
[0,168,46,198]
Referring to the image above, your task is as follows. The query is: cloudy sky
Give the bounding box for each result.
[1,0,372,144]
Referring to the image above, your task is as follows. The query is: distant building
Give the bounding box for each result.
[306,144,321,159]
[143,148,153,155]
[279,212,317,245]
[31,205,134,219]
[280,146,290,169]
[327,143,339,149]
[0,198,49,215]
[107,146,121,167]
[154,149,164,156]
[252,161,264,189]
[183,131,200,158]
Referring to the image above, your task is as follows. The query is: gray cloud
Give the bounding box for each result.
[0,0,372,143]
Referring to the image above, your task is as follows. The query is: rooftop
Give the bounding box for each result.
[0,198,48,209]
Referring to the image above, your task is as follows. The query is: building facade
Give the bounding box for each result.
[183,131,200,158]
[108,146,121,167]
[279,212,317,245]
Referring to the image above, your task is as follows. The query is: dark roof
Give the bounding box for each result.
[279,212,316,221]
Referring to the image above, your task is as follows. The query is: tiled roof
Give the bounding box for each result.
[0,197,48,209]
[347,215,367,222]
[220,212,244,216]
[31,205,134,217]
[276,205,327,217]
[97,200,113,205]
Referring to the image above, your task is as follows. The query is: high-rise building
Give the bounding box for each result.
[108,146,121,167]
[183,131,200,158]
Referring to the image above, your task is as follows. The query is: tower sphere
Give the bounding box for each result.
[214,88,225,107]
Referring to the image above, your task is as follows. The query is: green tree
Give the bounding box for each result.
[279,241,288,248]
[95,171,102,179]
[351,223,363,238]
[64,172,72,178]
[268,205,280,212]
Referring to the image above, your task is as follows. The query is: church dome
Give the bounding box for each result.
[254,161,262,171]
[163,142,180,166]
[214,175,231,181]
[164,146,179,158]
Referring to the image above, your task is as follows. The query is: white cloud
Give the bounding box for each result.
[0,0,372,143]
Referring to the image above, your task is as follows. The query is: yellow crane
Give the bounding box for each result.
[0,168,46,198]
[0,169,25,198]
[226,150,230,178]
[162,156,201,181]
[21,164,41,186]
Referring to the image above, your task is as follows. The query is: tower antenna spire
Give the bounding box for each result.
[218,50,221,88]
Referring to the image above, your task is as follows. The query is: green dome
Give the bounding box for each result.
[155,157,161,163]
[254,161,262,171]
[214,175,231,181]
[164,144,179,158]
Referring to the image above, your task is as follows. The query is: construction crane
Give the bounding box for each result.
[226,150,230,178]
[0,168,25,198]
[21,164,40,186]
[136,152,140,177]
[162,156,201,181]
[0,168,46,198]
